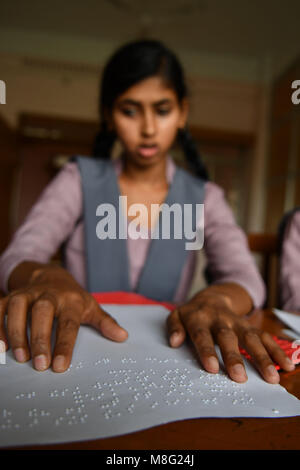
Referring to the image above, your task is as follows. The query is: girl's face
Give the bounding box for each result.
[108,76,189,167]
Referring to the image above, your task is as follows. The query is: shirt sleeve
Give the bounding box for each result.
[279,210,300,311]
[0,162,82,294]
[203,181,266,308]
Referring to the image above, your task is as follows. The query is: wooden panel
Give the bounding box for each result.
[189,125,254,148]
[272,66,299,121]
[268,119,291,178]
[19,113,99,145]
[188,130,254,229]
[14,140,92,229]
[13,113,99,230]
[0,116,17,253]
[265,180,287,233]
[294,113,300,207]
[265,57,300,233]
[265,118,292,232]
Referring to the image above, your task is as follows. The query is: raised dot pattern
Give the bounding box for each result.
[0,355,270,433]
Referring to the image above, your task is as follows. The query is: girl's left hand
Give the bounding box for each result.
[166,294,295,383]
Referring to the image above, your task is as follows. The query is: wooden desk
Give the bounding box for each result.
[10,308,299,451]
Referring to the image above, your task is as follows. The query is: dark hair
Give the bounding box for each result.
[93,39,209,181]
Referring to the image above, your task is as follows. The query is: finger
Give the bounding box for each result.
[6,294,30,363]
[85,303,128,342]
[241,329,280,384]
[52,311,81,373]
[184,315,219,373]
[166,309,186,347]
[213,324,247,383]
[30,295,55,371]
[0,297,9,349]
[261,332,295,372]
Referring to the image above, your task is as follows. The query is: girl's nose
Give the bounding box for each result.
[141,111,156,137]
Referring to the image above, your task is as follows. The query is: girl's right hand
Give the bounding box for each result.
[0,266,128,372]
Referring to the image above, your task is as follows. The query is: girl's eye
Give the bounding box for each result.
[122,108,136,116]
[157,108,170,115]
[121,108,171,117]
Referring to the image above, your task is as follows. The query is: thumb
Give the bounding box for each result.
[166,308,186,347]
[85,303,128,342]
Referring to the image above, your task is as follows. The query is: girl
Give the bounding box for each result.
[0,39,294,383]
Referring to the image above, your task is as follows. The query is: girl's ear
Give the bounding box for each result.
[178,98,189,129]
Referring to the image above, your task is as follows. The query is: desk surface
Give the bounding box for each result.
[12,308,299,451]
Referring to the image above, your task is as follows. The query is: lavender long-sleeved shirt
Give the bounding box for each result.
[279,210,300,311]
[0,154,265,306]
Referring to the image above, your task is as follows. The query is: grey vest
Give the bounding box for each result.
[71,155,205,302]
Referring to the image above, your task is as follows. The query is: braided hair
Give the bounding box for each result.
[93,121,116,161]
[93,39,209,181]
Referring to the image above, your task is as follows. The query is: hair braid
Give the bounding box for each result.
[177,127,209,181]
[92,121,116,159]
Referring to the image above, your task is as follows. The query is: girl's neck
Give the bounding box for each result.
[120,152,168,189]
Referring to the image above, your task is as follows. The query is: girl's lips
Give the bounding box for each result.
[137,146,159,157]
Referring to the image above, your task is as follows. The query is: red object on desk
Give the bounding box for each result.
[91,291,300,371]
[92,291,175,311]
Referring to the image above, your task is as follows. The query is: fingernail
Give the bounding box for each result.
[14,348,27,362]
[119,328,128,340]
[170,332,180,346]
[34,354,48,371]
[284,357,295,369]
[231,363,247,380]
[206,356,219,372]
[266,365,280,380]
[52,355,66,372]
[113,328,128,342]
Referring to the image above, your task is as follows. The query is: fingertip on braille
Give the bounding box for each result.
[205,356,219,373]
[169,332,182,347]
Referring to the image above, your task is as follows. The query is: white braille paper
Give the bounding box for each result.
[1,304,300,447]
[273,308,300,335]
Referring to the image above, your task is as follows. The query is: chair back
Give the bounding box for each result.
[247,233,278,308]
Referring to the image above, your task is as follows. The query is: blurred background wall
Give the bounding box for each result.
[0,0,300,304]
